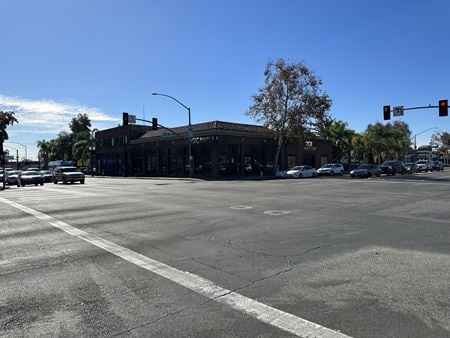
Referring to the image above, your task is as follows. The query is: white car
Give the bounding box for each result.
[317,163,344,176]
[415,160,433,172]
[287,165,317,178]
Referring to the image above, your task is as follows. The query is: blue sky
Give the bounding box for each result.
[1,0,449,160]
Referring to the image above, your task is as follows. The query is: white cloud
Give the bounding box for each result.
[0,94,120,160]
[0,94,119,131]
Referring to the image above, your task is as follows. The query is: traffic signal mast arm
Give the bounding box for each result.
[402,104,443,111]
[383,100,448,120]
[134,117,183,138]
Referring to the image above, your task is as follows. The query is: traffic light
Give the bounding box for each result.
[123,112,129,126]
[383,105,391,120]
[152,117,158,130]
[439,99,448,117]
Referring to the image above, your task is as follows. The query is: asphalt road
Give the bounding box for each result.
[1,171,449,337]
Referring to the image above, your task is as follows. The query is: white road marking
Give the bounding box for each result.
[0,196,350,338]
[263,210,291,216]
[229,205,253,210]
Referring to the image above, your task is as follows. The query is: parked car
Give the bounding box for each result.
[415,160,433,172]
[432,160,444,171]
[317,163,344,176]
[287,165,317,178]
[40,170,54,182]
[53,166,85,184]
[350,164,381,178]
[6,170,21,185]
[404,162,417,174]
[17,171,44,187]
[378,160,406,175]
[275,170,288,178]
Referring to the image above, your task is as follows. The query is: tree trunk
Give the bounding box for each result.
[273,135,283,175]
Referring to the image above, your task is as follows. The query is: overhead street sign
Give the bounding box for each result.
[393,106,404,117]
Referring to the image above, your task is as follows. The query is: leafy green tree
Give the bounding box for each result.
[365,121,411,163]
[53,131,74,161]
[246,58,332,173]
[69,113,91,135]
[430,131,450,162]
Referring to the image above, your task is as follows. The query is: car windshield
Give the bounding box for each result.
[8,171,20,175]
[357,165,371,169]
[41,171,52,174]
[61,167,80,172]
[404,163,413,166]
[22,171,40,176]
[382,161,396,166]
[322,164,333,168]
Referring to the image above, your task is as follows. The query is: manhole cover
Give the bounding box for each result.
[263,210,291,216]
[229,205,253,210]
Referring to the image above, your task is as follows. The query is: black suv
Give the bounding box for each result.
[378,160,406,175]
[53,166,85,184]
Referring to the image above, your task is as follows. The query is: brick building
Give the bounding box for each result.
[95,121,333,178]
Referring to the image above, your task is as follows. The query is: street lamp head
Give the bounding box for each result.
[151,92,159,96]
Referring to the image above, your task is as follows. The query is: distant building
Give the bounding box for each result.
[95,121,333,178]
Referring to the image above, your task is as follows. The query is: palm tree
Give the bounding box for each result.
[328,120,355,163]
[37,139,52,169]
[1,110,18,189]
[0,110,18,145]
[72,128,98,166]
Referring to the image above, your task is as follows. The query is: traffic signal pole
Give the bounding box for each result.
[383,101,448,120]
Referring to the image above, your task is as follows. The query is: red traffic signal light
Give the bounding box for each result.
[439,100,448,117]
[383,105,391,120]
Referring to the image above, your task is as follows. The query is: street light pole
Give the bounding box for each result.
[412,127,442,161]
[152,92,193,178]
[5,141,27,162]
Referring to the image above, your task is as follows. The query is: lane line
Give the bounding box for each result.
[0,196,350,338]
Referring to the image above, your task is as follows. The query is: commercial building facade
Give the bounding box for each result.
[95,121,333,178]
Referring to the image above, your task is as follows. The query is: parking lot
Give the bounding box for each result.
[1,170,449,337]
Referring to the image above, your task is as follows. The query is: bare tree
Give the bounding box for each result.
[246,59,331,174]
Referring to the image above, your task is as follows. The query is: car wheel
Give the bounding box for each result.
[312,173,316,178]
[330,171,335,176]
[297,173,303,179]
[40,182,44,186]
[350,174,355,178]
[80,180,85,184]
[35,183,38,186]
[54,179,58,184]
[21,184,25,187]
[63,178,67,184]
[340,171,344,176]
[17,184,20,188]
